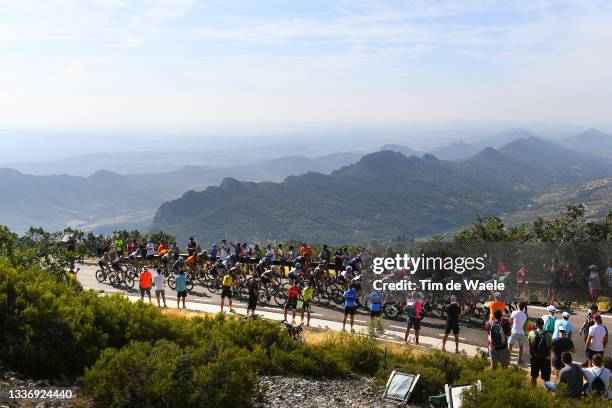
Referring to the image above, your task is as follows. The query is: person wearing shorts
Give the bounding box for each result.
[153,270,167,308]
[405,294,423,345]
[139,268,153,303]
[342,285,358,332]
[486,309,511,369]
[175,270,187,309]
[301,281,313,326]
[284,282,300,324]
[508,302,528,364]
[529,318,553,386]
[443,295,461,353]
[220,272,234,313]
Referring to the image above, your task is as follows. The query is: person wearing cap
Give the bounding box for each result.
[552,326,575,374]
[442,295,461,353]
[586,314,608,367]
[587,264,601,304]
[542,305,558,335]
[553,311,574,340]
[484,291,506,321]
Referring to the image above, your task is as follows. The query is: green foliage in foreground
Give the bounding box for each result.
[2,252,610,407]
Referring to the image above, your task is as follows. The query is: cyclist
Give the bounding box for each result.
[287,263,302,283]
[187,237,197,257]
[301,280,314,326]
[220,269,234,313]
[284,281,300,324]
[160,250,172,268]
[339,265,354,289]
[185,253,198,273]
[172,256,186,274]
[260,266,279,300]
[484,292,506,321]
[98,252,111,271]
[111,257,126,282]
[342,284,359,332]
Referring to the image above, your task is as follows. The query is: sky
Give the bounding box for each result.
[0,0,611,133]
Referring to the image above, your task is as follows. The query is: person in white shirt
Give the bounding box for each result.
[508,302,528,364]
[542,305,558,335]
[586,314,608,367]
[146,240,155,259]
[153,270,167,308]
[583,354,611,400]
[553,311,574,340]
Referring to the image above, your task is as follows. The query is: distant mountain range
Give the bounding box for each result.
[152,136,612,243]
[0,153,362,233]
[385,128,612,161]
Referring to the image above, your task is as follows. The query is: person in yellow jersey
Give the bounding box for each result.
[301,280,314,326]
[220,269,234,313]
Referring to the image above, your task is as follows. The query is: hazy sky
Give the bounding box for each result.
[1,0,611,132]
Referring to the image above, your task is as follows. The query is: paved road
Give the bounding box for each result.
[77,263,609,364]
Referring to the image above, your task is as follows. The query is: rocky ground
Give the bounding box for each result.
[0,362,82,408]
[254,375,421,408]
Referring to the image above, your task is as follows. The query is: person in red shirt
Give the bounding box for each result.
[300,243,313,264]
[284,282,300,324]
[139,268,153,303]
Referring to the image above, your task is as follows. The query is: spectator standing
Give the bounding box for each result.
[508,302,528,364]
[551,326,575,374]
[405,293,423,345]
[342,284,359,332]
[586,314,608,367]
[301,281,313,326]
[529,318,553,386]
[553,311,573,340]
[587,264,601,304]
[486,309,511,369]
[175,270,187,309]
[139,268,152,303]
[442,295,461,354]
[153,269,167,308]
[284,281,300,324]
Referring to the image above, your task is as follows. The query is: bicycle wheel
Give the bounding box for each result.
[108,272,118,286]
[168,276,176,290]
[186,277,194,291]
[207,277,221,293]
[331,287,343,305]
[273,288,287,306]
[95,269,107,283]
[125,276,135,289]
[383,302,401,319]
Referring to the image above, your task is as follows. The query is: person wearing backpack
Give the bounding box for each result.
[584,354,611,399]
[486,309,511,369]
[529,318,553,386]
[542,305,558,335]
